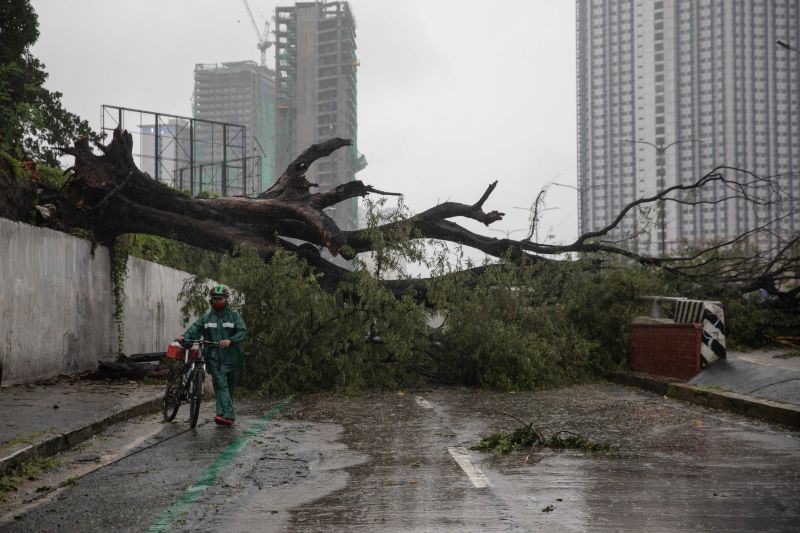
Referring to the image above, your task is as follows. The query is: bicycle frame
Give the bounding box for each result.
[163,339,218,426]
[178,340,215,396]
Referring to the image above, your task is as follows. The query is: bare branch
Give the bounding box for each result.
[6,126,790,304]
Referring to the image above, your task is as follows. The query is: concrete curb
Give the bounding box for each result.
[609,371,800,429]
[0,393,163,476]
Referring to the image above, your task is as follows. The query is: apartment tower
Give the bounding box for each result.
[576,0,799,255]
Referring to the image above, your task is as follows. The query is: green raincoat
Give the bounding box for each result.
[183,306,248,419]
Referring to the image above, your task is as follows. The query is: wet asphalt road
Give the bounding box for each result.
[1,382,799,532]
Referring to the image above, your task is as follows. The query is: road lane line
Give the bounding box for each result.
[415,396,433,409]
[447,446,492,488]
[145,396,292,533]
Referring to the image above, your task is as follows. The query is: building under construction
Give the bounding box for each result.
[275,1,366,230]
[193,61,277,193]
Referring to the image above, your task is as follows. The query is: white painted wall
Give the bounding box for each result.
[0,218,194,386]
[122,256,192,357]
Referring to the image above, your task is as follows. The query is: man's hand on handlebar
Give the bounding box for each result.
[174,337,225,348]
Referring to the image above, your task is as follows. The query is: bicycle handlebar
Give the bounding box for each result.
[181,339,220,347]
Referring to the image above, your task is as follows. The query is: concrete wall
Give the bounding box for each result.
[0,218,194,386]
[121,256,191,357]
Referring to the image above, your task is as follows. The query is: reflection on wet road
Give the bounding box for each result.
[2,383,799,532]
[287,385,800,531]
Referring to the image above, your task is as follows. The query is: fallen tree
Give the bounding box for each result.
[2,128,798,390]
[2,127,793,304]
[4,0,797,391]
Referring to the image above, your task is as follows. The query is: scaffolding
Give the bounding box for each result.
[193,62,277,190]
[275,6,297,176]
[101,105,261,197]
[274,1,365,230]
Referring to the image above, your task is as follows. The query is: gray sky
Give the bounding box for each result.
[31,0,578,249]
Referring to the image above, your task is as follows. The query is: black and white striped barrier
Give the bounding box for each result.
[677,299,726,364]
[644,296,726,365]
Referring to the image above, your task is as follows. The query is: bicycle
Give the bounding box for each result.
[163,339,218,428]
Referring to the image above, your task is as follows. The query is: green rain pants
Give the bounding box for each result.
[208,353,239,420]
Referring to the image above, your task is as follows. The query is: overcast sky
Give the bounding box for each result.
[30,0,578,252]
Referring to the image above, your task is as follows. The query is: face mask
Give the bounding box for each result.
[211,298,226,311]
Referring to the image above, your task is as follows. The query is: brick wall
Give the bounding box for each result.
[630,323,703,381]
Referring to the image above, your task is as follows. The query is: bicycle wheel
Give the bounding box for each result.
[188,368,204,429]
[163,367,181,422]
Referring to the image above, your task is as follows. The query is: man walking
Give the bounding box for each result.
[178,284,247,426]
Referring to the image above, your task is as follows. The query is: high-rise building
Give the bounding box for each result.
[193,61,278,194]
[275,1,367,230]
[576,0,799,255]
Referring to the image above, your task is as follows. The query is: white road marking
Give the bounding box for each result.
[447,446,492,488]
[414,396,433,409]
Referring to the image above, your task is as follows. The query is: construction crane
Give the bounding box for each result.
[242,0,271,66]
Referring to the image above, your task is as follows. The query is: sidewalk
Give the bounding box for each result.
[690,350,800,405]
[0,379,163,475]
[611,348,800,428]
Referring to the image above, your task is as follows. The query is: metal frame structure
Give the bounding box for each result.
[192,62,278,192]
[101,105,262,197]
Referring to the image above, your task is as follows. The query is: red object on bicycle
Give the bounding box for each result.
[165,342,184,360]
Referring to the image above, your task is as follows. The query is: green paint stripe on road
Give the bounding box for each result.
[145,397,292,533]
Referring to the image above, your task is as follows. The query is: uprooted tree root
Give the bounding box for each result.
[470,409,610,462]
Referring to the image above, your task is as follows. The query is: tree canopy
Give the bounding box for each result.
[0,0,97,165]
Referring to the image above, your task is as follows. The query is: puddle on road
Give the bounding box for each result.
[27,385,791,532]
[271,385,800,532]
[174,420,368,533]
[282,392,518,531]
